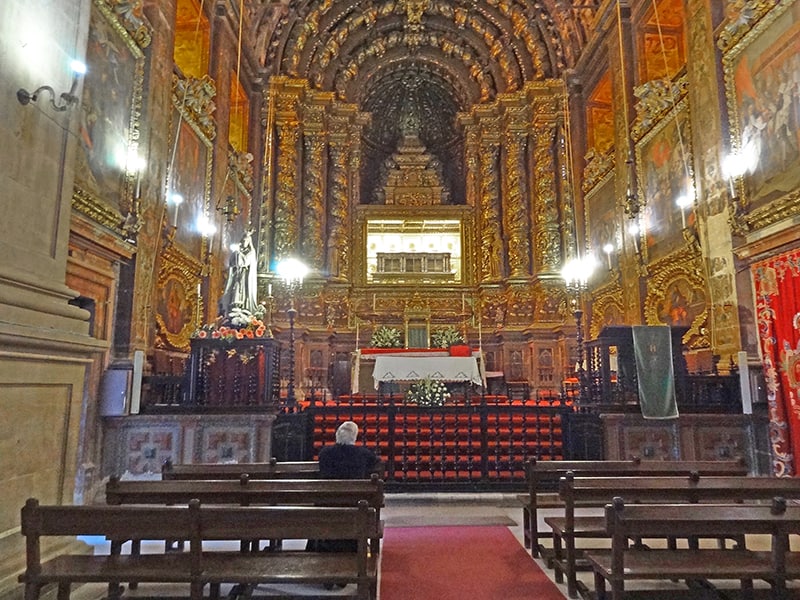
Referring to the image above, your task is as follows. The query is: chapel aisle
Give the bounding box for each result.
[377,493,569,600]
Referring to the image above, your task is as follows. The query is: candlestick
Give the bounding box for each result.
[267,283,272,297]
[134,172,141,200]
[728,176,736,198]
[680,206,686,229]
[372,294,376,311]
[355,320,360,349]
[172,203,179,228]
[196,282,202,323]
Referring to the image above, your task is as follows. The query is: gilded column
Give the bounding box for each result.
[559,117,577,261]
[463,119,480,208]
[327,136,349,280]
[532,120,562,273]
[503,126,531,278]
[273,121,300,260]
[301,132,326,269]
[479,137,504,282]
[345,115,368,279]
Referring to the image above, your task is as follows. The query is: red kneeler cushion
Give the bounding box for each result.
[449,344,471,357]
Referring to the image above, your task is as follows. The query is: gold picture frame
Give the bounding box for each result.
[722,0,800,232]
[72,0,147,232]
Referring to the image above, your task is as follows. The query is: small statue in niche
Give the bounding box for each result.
[219,230,260,324]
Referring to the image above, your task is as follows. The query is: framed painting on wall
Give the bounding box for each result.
[154,246,203,350]
[585,174,618,279]
[724,0,800,215]
[74,0,145,223]
[168,113,212,259]
[635,100,695,263]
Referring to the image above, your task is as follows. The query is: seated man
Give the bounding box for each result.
[308,421,383,559]
[319,420,383,479]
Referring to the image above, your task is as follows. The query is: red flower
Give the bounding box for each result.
[198,330,208,339]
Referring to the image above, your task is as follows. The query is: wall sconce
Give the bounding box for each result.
[17,60,87,112]
[602,243,615,271]
[675,192,693,229]
[628,221,641,256]
[168,193,183,228]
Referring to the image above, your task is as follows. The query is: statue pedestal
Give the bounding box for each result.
[187,337,280,410]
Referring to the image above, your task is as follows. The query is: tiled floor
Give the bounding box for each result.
[70,493,791,600]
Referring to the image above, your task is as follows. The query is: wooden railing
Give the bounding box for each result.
[270,393,574,491]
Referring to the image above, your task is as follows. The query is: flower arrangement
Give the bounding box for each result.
[431,325,465,349]
[406,377,451,407]
[193,311,268,341]
[370,326,402,348]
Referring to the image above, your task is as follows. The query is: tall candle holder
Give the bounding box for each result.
[561,256,596,410]
[275,258,309,410]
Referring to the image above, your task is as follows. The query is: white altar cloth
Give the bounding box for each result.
[372,355,483,388]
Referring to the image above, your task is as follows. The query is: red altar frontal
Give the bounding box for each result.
[351,347,486,394]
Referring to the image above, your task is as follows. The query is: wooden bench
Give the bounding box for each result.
[519,458,749,558]
[105,474,385,554]
[161,458,320,480]
[586,497,800,600]
[19,497,378,600]
[550,473,800,598]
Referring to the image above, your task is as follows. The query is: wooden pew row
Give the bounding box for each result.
[106,474,385,556]
[19,498,378,600]
[550,474,800,598]
[519,458,749,557]
[587,497,800,600]
[161,458,320,480]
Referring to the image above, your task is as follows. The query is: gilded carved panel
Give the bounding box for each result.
[154,245,204,351]
[590,280,625,340]
[644,245,709,350]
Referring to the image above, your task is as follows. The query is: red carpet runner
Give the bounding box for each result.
[379,526,565,600]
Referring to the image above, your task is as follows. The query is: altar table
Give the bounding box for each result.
[352,348,486,393]
[371,355,483,389]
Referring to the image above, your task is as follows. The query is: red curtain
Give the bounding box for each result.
[753,249,800,476]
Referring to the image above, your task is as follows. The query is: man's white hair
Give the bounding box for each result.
[336,421,359,445]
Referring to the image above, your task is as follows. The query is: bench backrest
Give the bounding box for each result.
[20,498,201,576]
[106,476,385,509]
[198,504,374,541]
[21,498,197,540]
[162,460,320,480]
[21,498,375,578]
[527,458,748,494]
[605,496,800,538]
[560,474,800,504]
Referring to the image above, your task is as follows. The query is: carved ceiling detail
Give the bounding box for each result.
[243,0,600,163]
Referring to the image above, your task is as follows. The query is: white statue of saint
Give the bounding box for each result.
[219,230,259,322]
